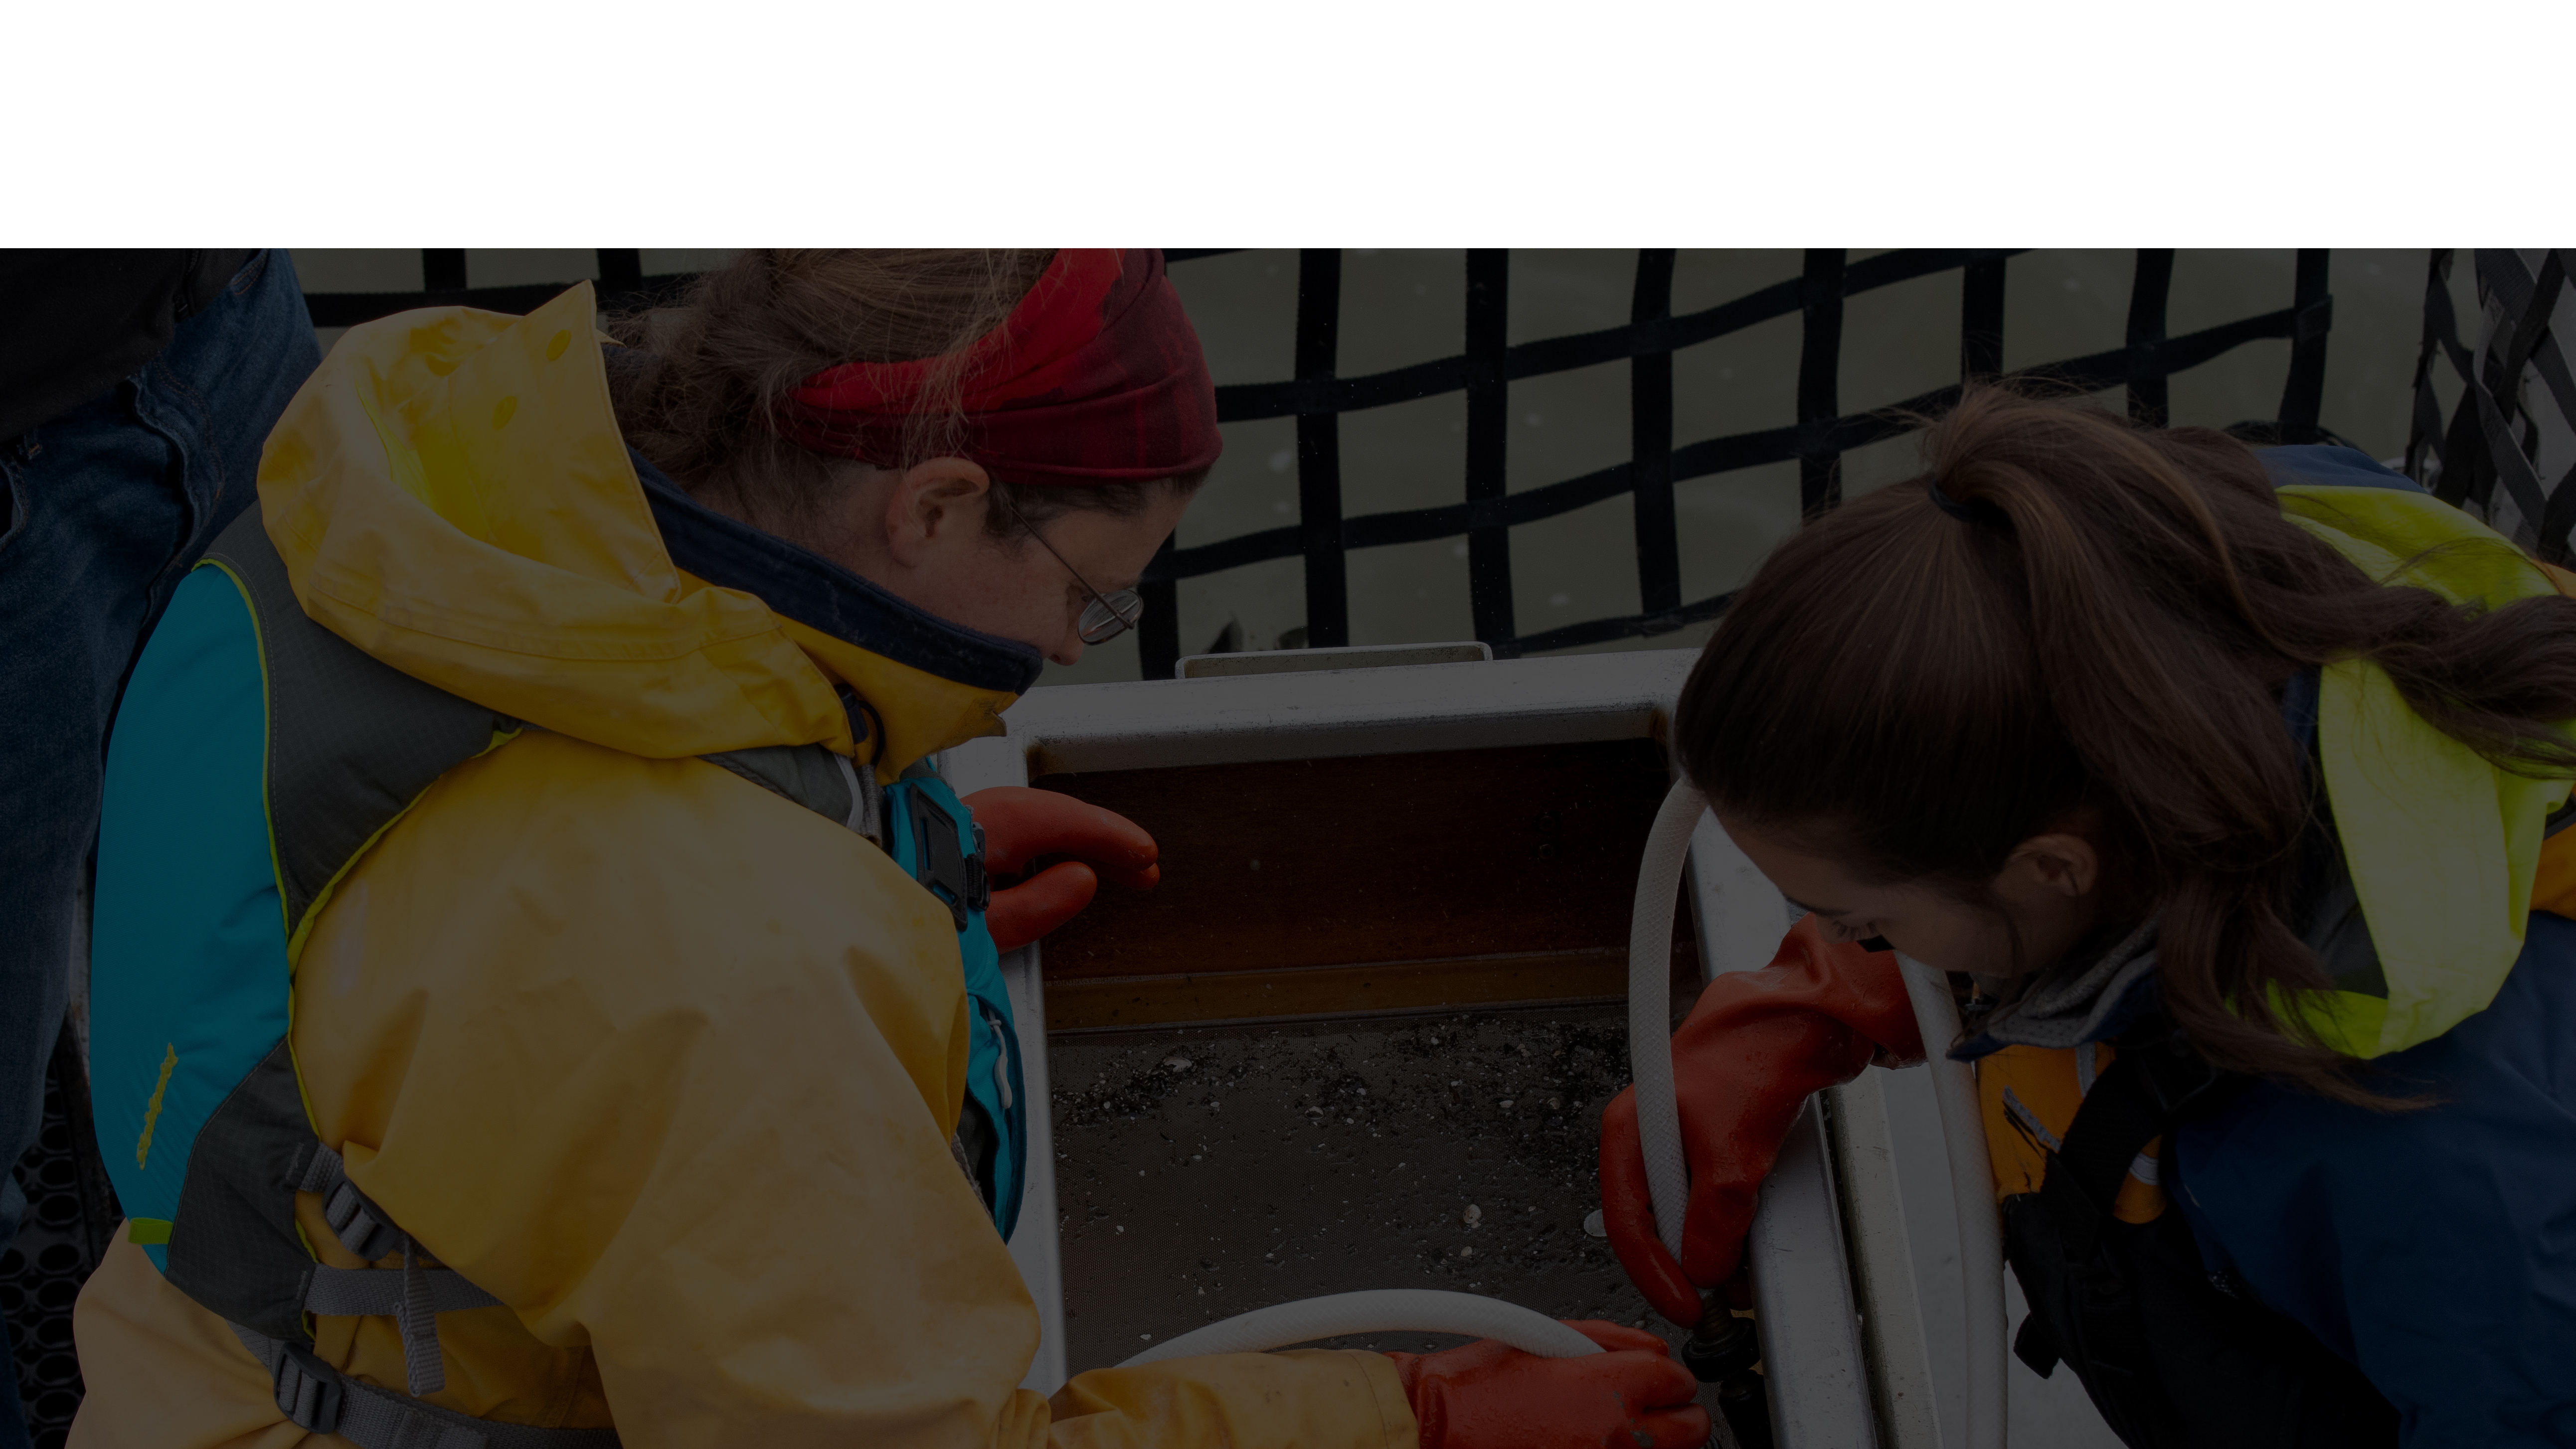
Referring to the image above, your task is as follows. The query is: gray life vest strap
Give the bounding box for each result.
[201,505,520,950]
[174,508,866,1443]
[243,743,889,1421]
[701,735,884,847]
[302,1264,502,1318]
[277,1141,503,1398]
[229,1322,623,1449]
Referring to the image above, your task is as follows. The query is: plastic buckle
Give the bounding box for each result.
[906,790,982,933]
[273,1343,346,1434]
[323,1179,398,1262]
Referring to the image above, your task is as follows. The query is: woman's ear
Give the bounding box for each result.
[881,457,993,567]
[1998,831,2101,903]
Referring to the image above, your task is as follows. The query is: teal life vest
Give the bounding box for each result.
[88,505,1024,1449]
[882,776,1030,1238]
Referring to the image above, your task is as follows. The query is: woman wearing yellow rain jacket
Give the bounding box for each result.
[70,250,1703,1449]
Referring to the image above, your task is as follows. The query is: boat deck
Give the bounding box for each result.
[950,647,2123,1447]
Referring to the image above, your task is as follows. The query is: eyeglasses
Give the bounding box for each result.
[1000,494,1145,645]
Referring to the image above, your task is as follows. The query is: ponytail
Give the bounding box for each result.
[1677,384,2576,1103]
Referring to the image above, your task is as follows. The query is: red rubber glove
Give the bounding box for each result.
[1600,917,1923,1326]
[1383,1320,1709,1449]
[961,787,1159,953]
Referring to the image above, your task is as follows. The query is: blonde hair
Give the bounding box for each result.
[607,249,1060,536]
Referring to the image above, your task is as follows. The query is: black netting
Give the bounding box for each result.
[7,1023,117,1448]
[1142,248,2344,670]
[302,249,690,326]
[302,249,2350,676]
[2405,249,2576,562]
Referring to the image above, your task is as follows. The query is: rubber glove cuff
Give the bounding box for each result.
[1600,918,1920,1325]
[1382,1320,1709,1449]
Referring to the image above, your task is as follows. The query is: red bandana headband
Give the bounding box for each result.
[772,249,1222,487]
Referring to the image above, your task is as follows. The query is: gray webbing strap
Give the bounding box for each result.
[833,750,884,843]
[306,1264,502,1316]
[289,1139,491,1395]
[948,1133,988,1210]
[399,1239,444,1396]
[227,1323,623,1449]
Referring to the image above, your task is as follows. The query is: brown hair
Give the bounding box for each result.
[1676,384,2576,1103]
[607,249,1200,545]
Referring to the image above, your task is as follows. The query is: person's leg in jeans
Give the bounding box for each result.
[0,250,319,1446]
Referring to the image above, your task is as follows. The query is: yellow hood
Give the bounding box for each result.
[256,282,1034,777]
[2281,483,2576,1056]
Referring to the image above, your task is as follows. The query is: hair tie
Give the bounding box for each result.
[1928,479,2009,526]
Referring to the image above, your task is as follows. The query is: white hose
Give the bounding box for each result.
[1900,955,2007,1449]
[1109,777,2012,1449]
[1628,782,2010,1449]
[1120,1289,1603,1367]
[1107,788,1720,1373]
[1628,780,1710,1258]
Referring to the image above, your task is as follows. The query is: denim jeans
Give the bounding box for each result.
[0,249,319,1447]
